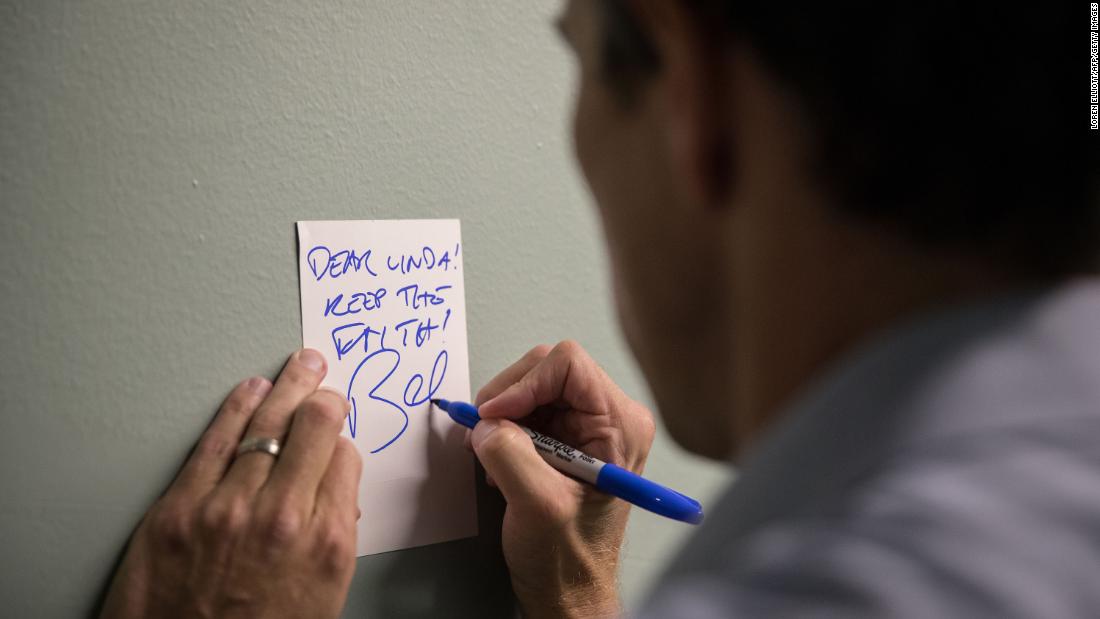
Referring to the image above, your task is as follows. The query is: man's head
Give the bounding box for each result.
[557,1,1097,459]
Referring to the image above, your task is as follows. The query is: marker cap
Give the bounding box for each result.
[595,463,704,524]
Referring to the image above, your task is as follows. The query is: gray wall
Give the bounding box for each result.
[0,1,731,616]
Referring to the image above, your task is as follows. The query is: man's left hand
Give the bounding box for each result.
[100,349,361,619]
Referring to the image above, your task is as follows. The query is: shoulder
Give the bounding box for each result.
[641,418,1100,619]
[640,282,1100,618]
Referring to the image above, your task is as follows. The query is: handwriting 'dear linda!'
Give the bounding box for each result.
[297,219,477,556]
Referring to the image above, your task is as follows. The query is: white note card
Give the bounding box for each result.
[296,219,477,556]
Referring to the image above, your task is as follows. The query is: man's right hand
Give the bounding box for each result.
[470,341,657,619]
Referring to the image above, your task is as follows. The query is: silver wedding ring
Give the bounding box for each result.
[236,436,282,459]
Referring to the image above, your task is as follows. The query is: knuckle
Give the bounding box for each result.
[553,339,585,359]
[476,423,523,457]
[282,364,318,390]
[336,437,363,471]
[315,519,355,575]
[150,499,194,550]
[298,394,346,430]
[523,344,552,361]
[637,408,658,443]
[220,394,250,419]
[474,385,494,406]
[199,495,250,540]
[195,433,236,461]
[528,495,573,529]
[244,417,281,443]
[225,383,261,413]
[258,494,305,545]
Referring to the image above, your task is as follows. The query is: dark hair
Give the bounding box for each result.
[598,1,1099,277]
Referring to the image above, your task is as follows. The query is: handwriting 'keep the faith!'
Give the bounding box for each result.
[297,220,477,556]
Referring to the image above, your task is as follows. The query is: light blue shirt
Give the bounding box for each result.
[641,280,1100,618]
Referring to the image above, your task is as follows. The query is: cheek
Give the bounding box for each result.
[572,82,660,324]
[571,82,635,279]
[572,85,647,359]
[611,266,637,340]
[571,85,600,199]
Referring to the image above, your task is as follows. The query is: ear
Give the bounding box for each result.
[630,0,735,209]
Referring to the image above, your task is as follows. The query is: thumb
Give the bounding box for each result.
[471,419,561,509]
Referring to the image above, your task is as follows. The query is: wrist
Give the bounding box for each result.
[512,553,621,619]
[515,580,620,619]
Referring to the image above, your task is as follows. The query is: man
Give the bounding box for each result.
[101,1,1097,617]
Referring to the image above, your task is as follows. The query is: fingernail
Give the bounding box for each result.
[247,376,272,396]
[470,420,499,450]
[297,349,325,372]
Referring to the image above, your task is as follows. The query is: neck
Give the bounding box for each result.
[725,199,1023,457]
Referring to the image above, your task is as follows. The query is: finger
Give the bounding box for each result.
[262,388,351,508]
[470,419,572,518]
[316,437,363,523]
[474,344,552,406]
[220,349,328,495]
[479,340,615,420]
[169,376,272,498]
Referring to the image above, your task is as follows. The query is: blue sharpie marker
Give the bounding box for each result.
[431,399,704,525]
